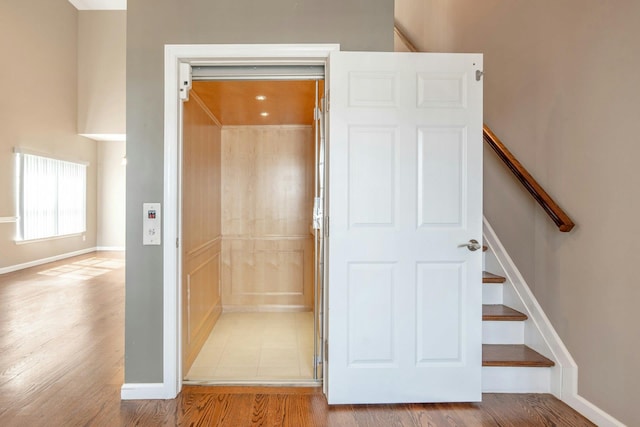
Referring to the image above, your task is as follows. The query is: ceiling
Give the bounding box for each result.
[192,81,322,126]
[68,0,126,10]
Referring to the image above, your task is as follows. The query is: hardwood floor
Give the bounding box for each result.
[120,387,595,426]
[0,252,595,426]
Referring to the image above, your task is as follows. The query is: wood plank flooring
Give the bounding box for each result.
[0,252,595,426]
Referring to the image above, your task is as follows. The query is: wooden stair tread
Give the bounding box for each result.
[483,271,506,283]
[482,344,555,367]
[483,304,527,321]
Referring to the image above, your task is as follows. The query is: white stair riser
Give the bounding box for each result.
[482,367,551,393]
[482,283,503,305]
[483,321,524,344]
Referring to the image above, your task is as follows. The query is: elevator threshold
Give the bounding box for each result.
[183,379,322,388]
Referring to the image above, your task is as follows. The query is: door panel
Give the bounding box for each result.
[348,127,396,227]
[347,262,396,365]
[417,127,465,226]
[327,51,483,404]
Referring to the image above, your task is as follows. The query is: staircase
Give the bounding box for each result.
[481,222,557,393]
[391,27,571,394]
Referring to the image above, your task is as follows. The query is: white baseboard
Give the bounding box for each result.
[561,370,626,426]
[97,246,125,252]
[0,247,97,275]
[563,394,626,427]
[121,383,176,400]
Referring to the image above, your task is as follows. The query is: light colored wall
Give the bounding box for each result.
[78,10,126,135]
[126,0,394,383]
[220,126,314,311]
[97,141,126,249]
[396,0,640,424]
[0,0,97,270]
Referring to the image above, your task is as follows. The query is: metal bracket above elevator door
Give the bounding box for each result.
[179,63,192,101]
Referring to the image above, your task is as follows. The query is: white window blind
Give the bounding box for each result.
[16,153,87,241]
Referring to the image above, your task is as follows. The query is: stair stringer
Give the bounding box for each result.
[483,217,624,426]
[482,217,575,399]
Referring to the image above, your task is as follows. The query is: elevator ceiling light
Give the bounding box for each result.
[255,95,267,101]
[260,112,269,117]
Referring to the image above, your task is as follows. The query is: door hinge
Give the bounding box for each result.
[324,216,329,237]
[324,340,328,360]
[176,237,179,248]
[326,90,330,112]
[179,62,192,101]
[475,70,484,81]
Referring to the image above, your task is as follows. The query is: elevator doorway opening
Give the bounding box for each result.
[180,75,326,385]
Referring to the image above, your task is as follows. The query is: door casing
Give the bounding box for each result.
[156,44,339,400]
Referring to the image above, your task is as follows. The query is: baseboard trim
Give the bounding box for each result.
[0,247,97,275]
[96,246,125,252]
[563,394,625,427]
[121,383,175,400]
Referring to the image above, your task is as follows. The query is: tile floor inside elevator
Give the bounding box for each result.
[185,312,315,382]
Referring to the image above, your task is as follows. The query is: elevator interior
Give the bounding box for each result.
[180,77,325,384]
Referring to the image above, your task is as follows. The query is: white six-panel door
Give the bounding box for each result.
[327,51,483,404]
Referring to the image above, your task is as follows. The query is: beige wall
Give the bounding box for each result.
[396,0,640,424]
[0,0,97,270]
[126,0,394,383]
[97,141,126,249]
[78,11,126,135]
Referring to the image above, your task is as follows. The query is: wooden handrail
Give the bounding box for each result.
[483,127,574,231]
[394,23,575,232]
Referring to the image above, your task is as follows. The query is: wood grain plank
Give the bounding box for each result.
[483,271,507,283]
[192,80,319,126]
[483,304,528,321]
[221,125,314,310]
[483,344,555,367]
[182,94,223,375]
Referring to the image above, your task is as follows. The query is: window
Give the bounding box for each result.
[16,152,87,241]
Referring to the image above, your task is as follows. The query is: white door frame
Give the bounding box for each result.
[134,44,339,400]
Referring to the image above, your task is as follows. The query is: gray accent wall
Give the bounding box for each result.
[126,0,394,383]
